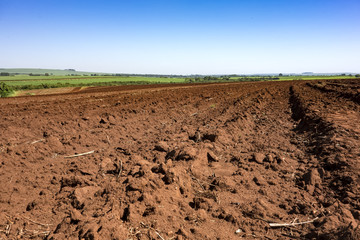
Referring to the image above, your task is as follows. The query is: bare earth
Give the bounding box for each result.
[0,79,359,239]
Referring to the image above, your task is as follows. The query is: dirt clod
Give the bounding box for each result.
[303,168,322,186]
[253,153,266,164]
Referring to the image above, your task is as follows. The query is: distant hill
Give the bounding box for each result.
[0,68,107,76]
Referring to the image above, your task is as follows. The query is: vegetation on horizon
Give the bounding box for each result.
[0,76,185,91]
[0,72,359,97]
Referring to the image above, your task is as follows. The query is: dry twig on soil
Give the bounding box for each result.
[0,227,9,235]
[22,229,50,237]
[117,160,123,179]
[269,217,318,228]
[30,139,44,144]
[64,150,95,158]
[188,169,205,191]
[0,222,12,236]
[22,217,52,227]
[155,231,166,240]
[140,222,166,240]
[6,224,11,235]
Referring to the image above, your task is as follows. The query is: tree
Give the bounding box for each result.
[355,74,360,78]
[0,82,14,97]
[279,73,283,77]
[0,72,10,76]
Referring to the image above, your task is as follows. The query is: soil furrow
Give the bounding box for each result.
[306,81,360,104]
[289,83,360,238]
[0,80,359,239]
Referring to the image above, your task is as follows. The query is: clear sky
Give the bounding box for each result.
[1,0,359,74]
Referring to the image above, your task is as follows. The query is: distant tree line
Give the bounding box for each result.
[185,76,280,83]
[29,73,52,76]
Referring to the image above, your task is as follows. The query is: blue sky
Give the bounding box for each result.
[1,0,359,74]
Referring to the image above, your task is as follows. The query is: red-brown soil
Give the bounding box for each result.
[0,80,359,239]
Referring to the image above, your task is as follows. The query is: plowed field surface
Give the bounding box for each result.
[0,79,359,239]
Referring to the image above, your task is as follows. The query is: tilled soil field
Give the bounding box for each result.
[0,79,359,240]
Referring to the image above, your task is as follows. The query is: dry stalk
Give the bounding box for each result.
[269,217,318,228]
[64,150,95,158]
[193,177,205,191]
[188,169,205,191]
[117,160,123,179]
[30,139,44,144]
[16,217,52,238]
[155,231,165,240]
[23,229,50,237]
[23,217,52,227]
[5,224,11,235]
[140,222,166,240]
